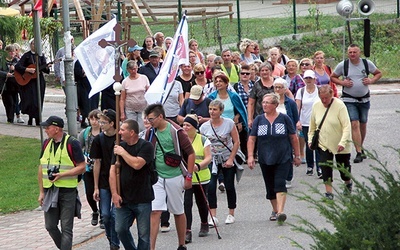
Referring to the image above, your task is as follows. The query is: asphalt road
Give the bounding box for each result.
[68,93,400,250]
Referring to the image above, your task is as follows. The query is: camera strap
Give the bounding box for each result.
[47,134,66,169]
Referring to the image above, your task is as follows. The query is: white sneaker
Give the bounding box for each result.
[16,117,25,123]
[160,226,170,233]
[208,216,219,227]
[225,214,235,224]
[218,183,225,192]
[285,180,292,189]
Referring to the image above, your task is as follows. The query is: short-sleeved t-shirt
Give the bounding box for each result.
[176,74,195,98]
[333,59,377,98]
[90,133,116,189]
[163,81,184,118]
[295,87,319,126]
[250,113,295,165]
[178,98,211,119]
[155,123,182,178]
[121,74,150,112]
[111,138,154,204]
[200,118,235,161]
[249,79,275,116]
[216,95,235,120]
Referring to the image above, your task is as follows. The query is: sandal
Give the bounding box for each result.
[269,211,277,221]
[277,213,287,223]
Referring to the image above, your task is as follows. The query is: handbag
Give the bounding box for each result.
[155,134,182,167]
[310,99,333,151]
[210,124,245,182]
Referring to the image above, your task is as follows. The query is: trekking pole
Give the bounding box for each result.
[194,172,222,239]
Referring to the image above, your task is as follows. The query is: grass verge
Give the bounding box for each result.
[0,135,41,214]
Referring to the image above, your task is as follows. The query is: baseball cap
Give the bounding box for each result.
[189,85,203,100]
[303,70,316,79]
[40,116,64,128]
[149,50,160,57]
[128,45,143,52]
[99,109,116,123]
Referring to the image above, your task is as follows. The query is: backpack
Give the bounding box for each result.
[344,58,369,77]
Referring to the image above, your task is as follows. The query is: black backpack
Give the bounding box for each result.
[344,58,369,77]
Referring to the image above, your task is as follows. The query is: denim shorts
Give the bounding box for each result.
[344,101,370,123]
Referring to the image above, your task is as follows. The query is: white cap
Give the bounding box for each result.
[189,85,203,100]
[303,70,316,79]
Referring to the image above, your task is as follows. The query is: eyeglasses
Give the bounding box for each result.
[146,115,159,123]
[99,121,109,125]
[240,72,250,75]
[195,71,204,75]
[300,63,310,67]
[274,86,284,89]
[304,77,314,80]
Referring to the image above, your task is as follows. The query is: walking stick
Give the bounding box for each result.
[194,171,222,239]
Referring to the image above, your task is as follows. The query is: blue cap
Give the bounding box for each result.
[128,45,143,52]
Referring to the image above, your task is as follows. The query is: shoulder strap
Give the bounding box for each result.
[317,99,334,131]
[299,87,305,117]
[210,124,232,153]
[362,58,369,76]
[344,59,349,77]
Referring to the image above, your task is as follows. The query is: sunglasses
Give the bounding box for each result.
[195,71,204,75]
[240,72,251,75]
[300,63,310,67]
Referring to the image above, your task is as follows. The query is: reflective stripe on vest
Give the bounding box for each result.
[192,134,211,184]
[40,135,78,188]
[221,64,239,84]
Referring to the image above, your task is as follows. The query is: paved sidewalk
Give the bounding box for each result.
[0,83,399,250]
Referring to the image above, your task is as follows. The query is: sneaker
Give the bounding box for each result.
[161,226,171,233]
[306,167,314,176]
[317,169,323,179]
[353,152,363,163]
[301,158,306,164]
[325,192,334,200]
[91,212,99,226]
[177,245,187,250]
[225,214,235,224]
[110,245,120,250]
[269,211,277,221]
[285,180,292,189]
[277,213,287,223]
[198,223,209,237]
[16,117,25,123]
[218,183,225,192]
[99,218,105,229]
[208,216,219,227]
[185,230,192,244]
[361,150,367,159]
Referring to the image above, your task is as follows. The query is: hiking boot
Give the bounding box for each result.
[353,152,363,163]
[325,192,334,200]
[198,223,209,237]
[185,230,192,244]
[91,211,99,226]
[306,167,313,176]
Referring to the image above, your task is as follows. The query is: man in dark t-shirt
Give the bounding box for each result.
[110,119,155,250]
[91,109,120,249]
[177,85,211,125]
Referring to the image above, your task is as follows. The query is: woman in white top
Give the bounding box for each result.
[295,70,321,178]
[120,60,150,131]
